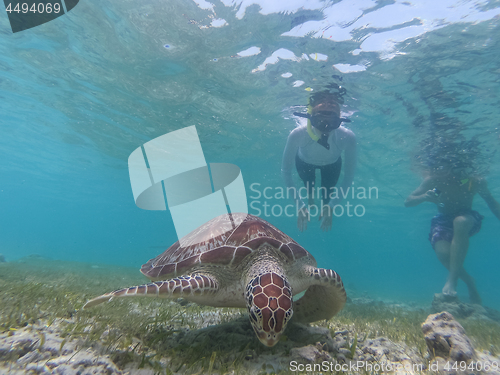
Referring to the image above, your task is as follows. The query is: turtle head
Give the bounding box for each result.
[245,272,293,347]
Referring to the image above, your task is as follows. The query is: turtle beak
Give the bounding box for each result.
[261,334,281,347]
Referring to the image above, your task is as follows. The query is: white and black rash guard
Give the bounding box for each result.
[281,121,357,208]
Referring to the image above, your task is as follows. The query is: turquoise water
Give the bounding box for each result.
[1,0,499,310]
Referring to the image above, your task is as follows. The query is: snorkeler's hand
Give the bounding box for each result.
[476,178,489,195]
[423,190,440,204]
[319,205,333,232]
[297,207,309,232]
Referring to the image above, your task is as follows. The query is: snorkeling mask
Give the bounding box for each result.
[310,111,345,132]
[293,84,350,149]
[293,111,350,131]
[292,111,351,149]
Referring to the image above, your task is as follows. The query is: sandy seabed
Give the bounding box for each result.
[1,256,499,374]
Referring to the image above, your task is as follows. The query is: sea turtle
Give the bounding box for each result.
[84,213,346,347]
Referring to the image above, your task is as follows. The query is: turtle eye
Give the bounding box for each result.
[248,306,260,323]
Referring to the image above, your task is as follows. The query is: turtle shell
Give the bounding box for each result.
[141,213,311,280]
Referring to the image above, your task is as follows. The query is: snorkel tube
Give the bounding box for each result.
[306,103,320,141]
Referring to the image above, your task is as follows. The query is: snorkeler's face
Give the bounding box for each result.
[310,102,341,133]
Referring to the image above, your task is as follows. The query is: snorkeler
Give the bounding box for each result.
[281,90,357,232]
[405,167,500,304]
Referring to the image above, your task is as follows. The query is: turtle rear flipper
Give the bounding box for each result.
[293,267,346,323]
[83,274,219,309]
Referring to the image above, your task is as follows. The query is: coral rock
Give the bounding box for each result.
[421,311,476,362]
[289,343,332,363]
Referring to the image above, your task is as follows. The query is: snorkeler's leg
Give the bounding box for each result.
[319,157,342,205]
[434,240,481,303]
[462,272,481,305]
[295,154,316,205]
[442,215,475,297]
[433,240,451,269]
[318,158,342,231]
[295,155,315,231]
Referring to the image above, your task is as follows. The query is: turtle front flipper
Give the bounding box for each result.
[293,267,346,323]
[83,274,219,309]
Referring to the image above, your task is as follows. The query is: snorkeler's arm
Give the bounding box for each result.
[477,178,500,220]
[404,177,436,207]
[281,128,304,207]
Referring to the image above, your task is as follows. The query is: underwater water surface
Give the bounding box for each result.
[1,0,500,315]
